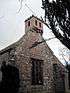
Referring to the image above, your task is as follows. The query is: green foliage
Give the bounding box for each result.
[42,0,70,49]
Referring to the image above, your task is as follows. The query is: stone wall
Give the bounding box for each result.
[15,30,54,93]
[53,56,69,93]
[0,30,68,93]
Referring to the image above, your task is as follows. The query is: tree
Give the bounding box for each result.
[42,0,70,50]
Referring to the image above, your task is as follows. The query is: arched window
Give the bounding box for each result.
[28,21,30,26]
[39,22,41,28]
[35,20,37,26]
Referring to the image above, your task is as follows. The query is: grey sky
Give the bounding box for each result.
[0,0,69,65]
[0,0,44,49]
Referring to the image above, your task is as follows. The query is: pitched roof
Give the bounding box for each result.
[25,15,42,22]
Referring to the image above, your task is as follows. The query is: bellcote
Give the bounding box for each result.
[25,15,43,35]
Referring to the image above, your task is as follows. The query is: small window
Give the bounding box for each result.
[35,20,37,26]
[28,21,30,26]
[39,22,41,27]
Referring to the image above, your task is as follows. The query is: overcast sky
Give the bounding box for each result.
[0,0,69,65]
[0,0,44,49]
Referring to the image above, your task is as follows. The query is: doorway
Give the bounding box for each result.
[0,62,20,93]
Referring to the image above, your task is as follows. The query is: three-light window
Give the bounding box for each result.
[31,58,43,85]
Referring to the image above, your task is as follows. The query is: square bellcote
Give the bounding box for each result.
[25,15,43,35]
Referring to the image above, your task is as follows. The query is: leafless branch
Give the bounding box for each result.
[17,0,23,13]
[30,37,55,49]
[25,4,36,15]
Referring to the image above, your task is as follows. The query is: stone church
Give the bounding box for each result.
[0,15,69,93]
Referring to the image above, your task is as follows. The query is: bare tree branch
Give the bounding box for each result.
[17,0,23,13]
[30,37,55,49]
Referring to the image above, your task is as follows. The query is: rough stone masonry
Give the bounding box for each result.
[0,15,69,93]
